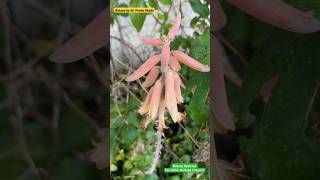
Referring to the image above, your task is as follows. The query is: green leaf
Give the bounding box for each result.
[124,160,133,170]
[120,124,138,144]
[240,30,320,180]
[157,12,166,21]
[111,116,122,129]
[170,36,192,50]
[128,96,140,110]
[127,111,140,128]
[186,74,210,122]
[129,0,147,32]
[189,0,209,17]
[189,32,210,65]
[148,0,158,9]
[159,0,171,6]
[164,23,173,30]
[190,16,200,28]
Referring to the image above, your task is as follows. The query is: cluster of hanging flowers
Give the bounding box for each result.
[126,11,210,132]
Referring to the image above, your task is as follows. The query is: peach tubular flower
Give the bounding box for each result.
[158,100,168,131]
[126,55,160,81]
[142,37,161,46]
[143,67,160,87]
[148,80,163,119]
[174,72,184,104]
[172,50,210,72]
[226,0,320,33]
[161,42,170,71]
[169,56,181,72]
[168,11,181,40]
[165,69,180,123]
[138,87,154,115]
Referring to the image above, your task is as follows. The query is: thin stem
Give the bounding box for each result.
[146,131,163,175]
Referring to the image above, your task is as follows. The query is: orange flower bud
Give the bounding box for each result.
[143,67,160,87]
[127,55,160,82]
[168,11,181,40]
[172,50,210,72]
[142,37,161,46]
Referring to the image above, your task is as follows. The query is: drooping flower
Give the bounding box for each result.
[126,55,161,81]
[158,100,168,132]
[148,79,163,119]
[168,10,181,40]
[142,67,160,88]
[164,69,180,123]
[138,87,154,115]
[172,50,210,72]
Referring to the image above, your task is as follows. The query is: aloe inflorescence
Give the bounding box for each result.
[126,10,210,174]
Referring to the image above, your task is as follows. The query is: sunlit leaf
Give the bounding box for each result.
[129,0,147,32]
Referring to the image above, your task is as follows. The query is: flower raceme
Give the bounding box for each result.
[126,11,210,131]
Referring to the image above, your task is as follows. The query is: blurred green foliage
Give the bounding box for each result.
[239,30,320,180]
[222,1,320,180]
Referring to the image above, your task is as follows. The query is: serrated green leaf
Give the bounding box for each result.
[129,0,147,32]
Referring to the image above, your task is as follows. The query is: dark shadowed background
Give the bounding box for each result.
[0,0,108,179]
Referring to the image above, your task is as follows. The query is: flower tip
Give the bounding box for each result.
[202,65,210,72]
[168,10,181,40]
